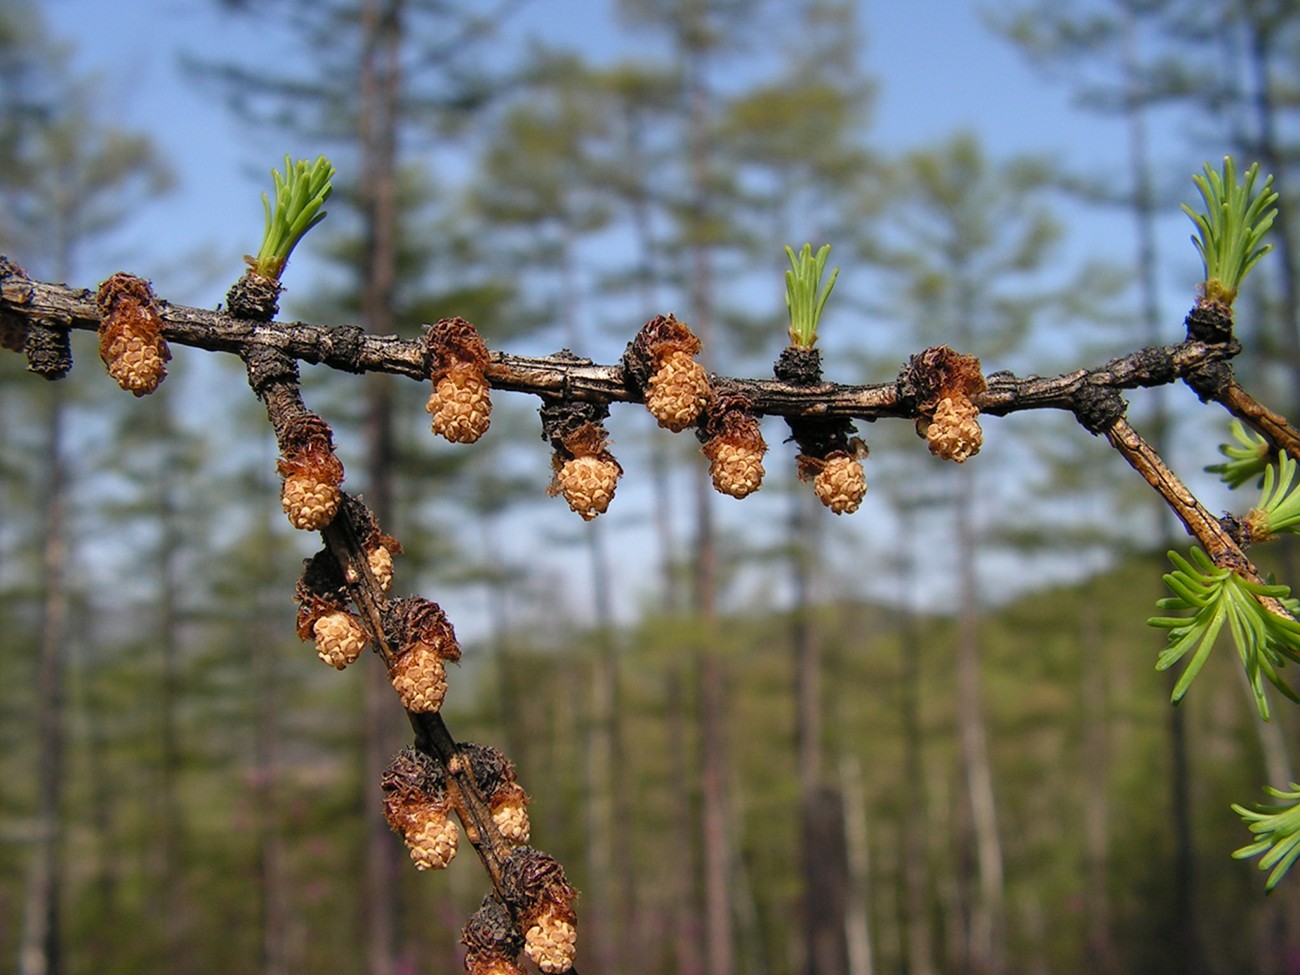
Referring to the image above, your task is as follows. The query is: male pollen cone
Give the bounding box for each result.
[646,349,710,432]
[630,314,710,432]
[524,905,578,975]
[554,455,621,520]
[903,345,986,464]
[312,611,367,670]
[388,598,460,713]
[96,272,170,396]
[382,746,459,870]
[812,452,866,515]
[700,394,766,499]
[277,413,344,531]
[923,395,983,462]
[490,783,532,845]
[502,848,579,974]
[426,318,492,443]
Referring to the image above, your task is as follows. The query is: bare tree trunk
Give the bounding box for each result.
[250,480,288,975]
[153,389,190,972]
[679,1,735,966]
[1080,597,1118,975]
[1166,679,1205,975]
[841,756,874,975]
[479,518,529,770]
[359,2,404,973]
[583,519,634,973]
[953,469,1005,975]
[667,667,705,975]
[19,389,67,975]
[791,489,850,975]
[622,115,681,614]
[1243,14,1300,405]
[897,538,936,975]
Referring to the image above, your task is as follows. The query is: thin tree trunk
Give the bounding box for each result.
[623,117,682,615]
[359,2,404,973]
[791,488,850,975]
[479,517,529,770]
[19,389,68,975]
[667,667,705,975]
[148,388,190,972]
[250,477,288,975]
[583,519,629,974]
[897,536,936,975]
[1243,14,1300,407]
[841,756,874,975]
[953,468,1005,975]
[1166,679,1205,975]
[663,11,737,971]
[1080,597,1118,974]
[679,1,733,967]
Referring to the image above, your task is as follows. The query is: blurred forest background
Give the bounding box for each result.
[5,0,1300,973]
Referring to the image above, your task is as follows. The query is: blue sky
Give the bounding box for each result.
[38,0,1155,300]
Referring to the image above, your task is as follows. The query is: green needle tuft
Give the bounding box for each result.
[784,243,839,349]
[252,155,335,281]
[1207,420,1271,489]
[1234,783,1300,890]
[1149,546,1300,721]
[1182,156,1278,305]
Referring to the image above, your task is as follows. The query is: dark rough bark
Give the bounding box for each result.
[1,272,1253,430]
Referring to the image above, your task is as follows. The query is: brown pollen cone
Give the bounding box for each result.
[382,746,459,870]
[426,317,492,444]
[277,412,344,531]
[547,422,622,521]
[502,848,579,974]
[899,345,987,463]
[95,272,171,396]
[387,598,460,713]
[799,448,867,515]
[699,391,766,498]
[626,314,710,432]
[295,550,367,668]
[461,743,532,844]
[367,542,397,591]
[311,611,367,669]
[348,500,402,591]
